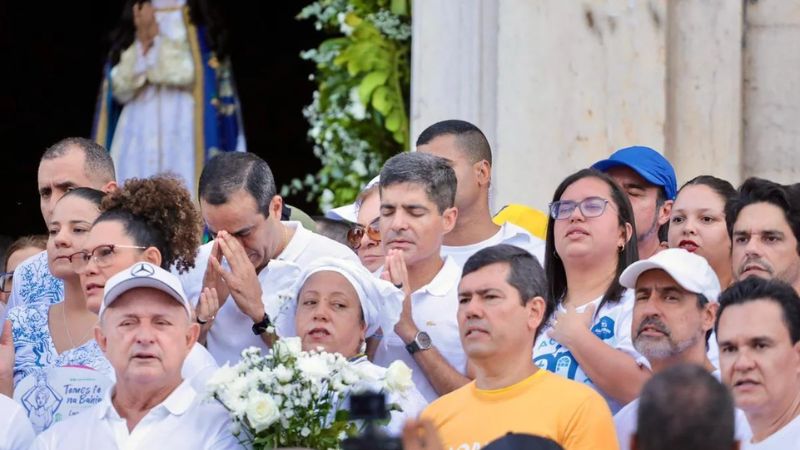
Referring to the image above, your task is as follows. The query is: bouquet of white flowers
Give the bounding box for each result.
[207,337,412,450]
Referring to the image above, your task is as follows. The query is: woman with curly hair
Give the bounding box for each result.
[74,174,218,389]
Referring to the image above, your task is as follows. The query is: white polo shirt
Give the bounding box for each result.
[179,221,360,364]
[441,222,546,268]
[30,380,238,450]
[613,370,752,450]
[373,257,466,403]
[0,394,35,450]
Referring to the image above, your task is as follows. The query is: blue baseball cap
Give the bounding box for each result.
[592,146,678,200]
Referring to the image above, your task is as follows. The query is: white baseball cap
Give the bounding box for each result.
[100,262,192,319]
[620,248,721,303]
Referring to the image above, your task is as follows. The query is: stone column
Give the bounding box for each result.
[743,0,800,183]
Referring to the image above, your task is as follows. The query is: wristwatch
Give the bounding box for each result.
[251,313,272,336]
[405,331,432,354]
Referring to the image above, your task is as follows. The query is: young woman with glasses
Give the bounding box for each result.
[1,188,110,398]
[533,168,651,414]
[74,174,218,387]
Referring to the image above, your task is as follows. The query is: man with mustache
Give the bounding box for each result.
[31,263,238,449]
[716,277,800,449]
[422,244,617,450]
[726,178,800,294]
[614,248,750,450]
[373,152,470,402]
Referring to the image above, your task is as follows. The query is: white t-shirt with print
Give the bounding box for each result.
[533,289,648,414]
[743,412,800,450]
[373,257,466,403]
[441,222,545,268]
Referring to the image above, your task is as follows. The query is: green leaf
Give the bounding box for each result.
[391,0,409,16]
[371,86,393,115]
[385,108,403,132]
[358,70,389,104]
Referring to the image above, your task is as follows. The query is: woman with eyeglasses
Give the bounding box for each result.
[351,183,384,272]
[0,235,47,316]
[532,168,650,414]
[1,188,110,397]
[75,174,218,388]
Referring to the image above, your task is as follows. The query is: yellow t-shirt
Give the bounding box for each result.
[422,370,619,450]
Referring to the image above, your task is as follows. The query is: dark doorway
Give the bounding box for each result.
[0,1,322,238]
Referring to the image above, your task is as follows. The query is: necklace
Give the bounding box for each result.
[61,303,97,350]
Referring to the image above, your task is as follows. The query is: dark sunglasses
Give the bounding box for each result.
[347,218,381,249]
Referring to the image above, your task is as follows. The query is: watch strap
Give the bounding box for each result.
[251,313,272,336]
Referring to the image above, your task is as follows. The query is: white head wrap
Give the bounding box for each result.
[273,257,404,340]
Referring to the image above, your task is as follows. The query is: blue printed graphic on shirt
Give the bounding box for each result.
[533,315,616,386]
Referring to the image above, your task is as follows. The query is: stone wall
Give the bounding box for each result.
[410,0,799,211]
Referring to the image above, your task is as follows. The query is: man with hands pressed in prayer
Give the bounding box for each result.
[180,153,358,364]
[373,152,472,402]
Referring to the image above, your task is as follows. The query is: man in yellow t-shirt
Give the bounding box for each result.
[422,244,619,450]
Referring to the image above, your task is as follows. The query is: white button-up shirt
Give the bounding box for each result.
[30,380,239,450]
[179,221,360,365]
[0,394,35,450]
[373,257,466,402]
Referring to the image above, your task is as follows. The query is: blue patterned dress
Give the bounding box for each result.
[8,303,112,386]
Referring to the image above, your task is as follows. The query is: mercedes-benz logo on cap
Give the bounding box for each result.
[131,263,156,277]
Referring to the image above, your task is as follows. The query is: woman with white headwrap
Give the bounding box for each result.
[273,257,428,435]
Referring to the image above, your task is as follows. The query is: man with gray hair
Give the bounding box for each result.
[614,248,750,450]
[180,152,359,365]
[31,262,238,448]
[2,137,117,322]
[373,152,470,402]
[633,364,738,450]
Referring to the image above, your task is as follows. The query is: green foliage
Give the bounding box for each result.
[286,0,411,211]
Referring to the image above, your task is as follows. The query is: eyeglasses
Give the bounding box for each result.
[0,272,13,293]
[68,244,148,271]
[549,197,611,220]
[347,218,381,250]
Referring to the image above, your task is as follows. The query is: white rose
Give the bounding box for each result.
[206,365,238,393]
[274,336,303,356]
[298,355,330,381]
[273,364,293,383]
[385,361,413,393]
[245,392,280,433]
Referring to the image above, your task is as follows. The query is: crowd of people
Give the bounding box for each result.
[0,118,799,450]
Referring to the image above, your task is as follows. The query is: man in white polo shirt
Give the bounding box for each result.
[32,262,237,449]
[373,152,470,403]
[416,120,545,267]
[180,152,359,365]
[614,248,750,450]
[716,277,800,449]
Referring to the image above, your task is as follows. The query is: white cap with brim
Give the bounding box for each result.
[619,248,722,303]
[100,262,192,319]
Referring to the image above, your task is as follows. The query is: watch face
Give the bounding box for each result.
[417,331,432,349]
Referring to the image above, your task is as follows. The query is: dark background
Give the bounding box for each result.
[0,1,322,239]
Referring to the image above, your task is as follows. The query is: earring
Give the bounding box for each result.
[359,340,367,354]
[618,243,625,254]
[553,250,560,259]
